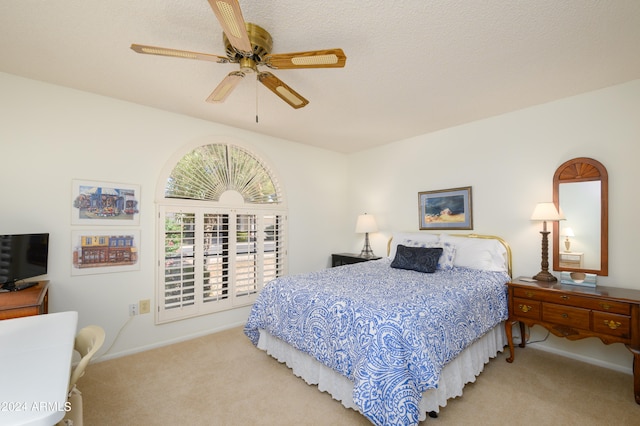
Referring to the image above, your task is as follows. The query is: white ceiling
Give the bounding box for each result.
[1,1,639,153]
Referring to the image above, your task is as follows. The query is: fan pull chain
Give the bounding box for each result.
[255,76,259,124]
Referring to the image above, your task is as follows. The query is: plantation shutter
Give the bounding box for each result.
[156,143,287,324]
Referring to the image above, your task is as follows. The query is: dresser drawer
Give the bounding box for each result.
[553,295,630,315]
[591,300,631,315]
[513,287,630,315]
[512,297,541,320]
[593,312,631,339]
[542,303,590,329]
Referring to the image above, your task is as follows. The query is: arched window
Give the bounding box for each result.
[156,143,287,323]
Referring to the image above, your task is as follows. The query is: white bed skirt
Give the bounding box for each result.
[257,323,506,422]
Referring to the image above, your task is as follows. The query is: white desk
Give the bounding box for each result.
[0,311,78,426]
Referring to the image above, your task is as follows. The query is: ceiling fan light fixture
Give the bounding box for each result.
[239,57,257,74]
[134,1,345,109]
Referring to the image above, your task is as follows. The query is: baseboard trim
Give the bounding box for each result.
[528,342,633,375]
[95,320,246,362]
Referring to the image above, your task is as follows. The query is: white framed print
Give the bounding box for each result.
[71,230,140,275]
[71,179,140,226]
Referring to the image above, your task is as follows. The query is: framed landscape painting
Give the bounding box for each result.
[418,186,473,230]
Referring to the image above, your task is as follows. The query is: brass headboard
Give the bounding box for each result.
[387,233,512,277]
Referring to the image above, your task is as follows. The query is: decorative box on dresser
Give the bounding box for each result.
[505,277,640,405]
[0,281,49,320]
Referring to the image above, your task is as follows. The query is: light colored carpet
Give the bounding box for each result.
[80,326,638,425]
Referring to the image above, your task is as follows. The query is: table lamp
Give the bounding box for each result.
[355,213,378,258]
[562,227,575,252]
[531,202,565,282]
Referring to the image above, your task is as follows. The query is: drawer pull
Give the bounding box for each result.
[604,320,622,330]
[518,304,533,313]
[560,295,569,300]
[562,313,569,318]
[599,303,611,310]
[526,291,534,298]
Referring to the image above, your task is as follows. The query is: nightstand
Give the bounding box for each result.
[505,277,640,405]
[559,251,584,268]
[331,253,381,267]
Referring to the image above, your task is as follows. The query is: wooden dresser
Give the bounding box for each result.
[505,277,640,405]
[0,281,49,320]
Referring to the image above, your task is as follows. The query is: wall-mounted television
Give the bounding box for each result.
[0,233,49,290]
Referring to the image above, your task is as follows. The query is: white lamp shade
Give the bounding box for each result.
[530,202,565,221]
[355,214,378,233]
[562,227,575,237]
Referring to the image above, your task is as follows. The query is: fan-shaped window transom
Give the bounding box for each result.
[164,144,283,204]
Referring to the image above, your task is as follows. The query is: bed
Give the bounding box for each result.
[244,232,512,426]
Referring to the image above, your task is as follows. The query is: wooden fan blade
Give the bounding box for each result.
[263,49,346,69]
[130,44,229,63]
[208,0,253,56]
[206,72,245,103]
[258,72,309,109]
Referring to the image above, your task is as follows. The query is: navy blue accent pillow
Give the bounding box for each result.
[390,245,443,273]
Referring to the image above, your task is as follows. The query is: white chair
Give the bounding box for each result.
[57,325,105,426]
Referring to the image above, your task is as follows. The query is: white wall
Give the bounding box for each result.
[3,71,640,374]
[347,79,640,373]
[0,72,349,359]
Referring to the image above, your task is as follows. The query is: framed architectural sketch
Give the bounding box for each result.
[71,179,140,226]
[71,230,140,275]
[418,186,473,230]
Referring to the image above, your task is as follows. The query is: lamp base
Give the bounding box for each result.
[532,270,557,282]
[359,233,375,258]
[359,249,376,258]
[534,228,556,282]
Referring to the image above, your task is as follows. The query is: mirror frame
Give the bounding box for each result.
[553,157,608,276]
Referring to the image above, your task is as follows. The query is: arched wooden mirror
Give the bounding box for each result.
[553,157,608,276]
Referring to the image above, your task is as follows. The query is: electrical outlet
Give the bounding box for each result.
[129,303,138,316]
[139,299,150,314]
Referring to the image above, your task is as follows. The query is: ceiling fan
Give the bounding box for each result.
[131,0,346,109]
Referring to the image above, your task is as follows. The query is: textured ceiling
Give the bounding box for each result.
[1,1,639,153]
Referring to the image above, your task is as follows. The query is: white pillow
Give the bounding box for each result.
[388,232,439,259]
[439,234,507,272]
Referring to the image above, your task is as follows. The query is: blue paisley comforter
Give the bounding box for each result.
[244,258,509,426]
